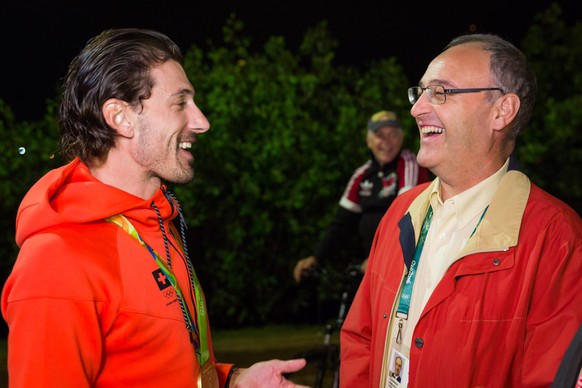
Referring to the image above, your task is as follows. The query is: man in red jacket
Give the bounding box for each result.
[1,28,306,388]
[340,33,582,387]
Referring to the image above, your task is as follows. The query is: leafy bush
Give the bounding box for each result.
[1,5,580,329]
[175,17,412,326]
[0,100,62,285]
[518,3,582,212]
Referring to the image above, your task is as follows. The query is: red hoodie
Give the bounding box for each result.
[2,158,233,387]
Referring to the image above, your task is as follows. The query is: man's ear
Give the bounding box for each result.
[492,93,520,132]
[365,131,374,150]
[103,99,133,138]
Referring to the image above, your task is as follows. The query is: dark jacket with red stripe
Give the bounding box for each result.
[314,149,429,263]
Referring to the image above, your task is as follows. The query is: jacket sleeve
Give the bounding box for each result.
[339,235,378,386]
[520,209,582,386]
[2,296,106,388]
[396,150,431,194]
[340,275,374,386]
[216,363,235,388]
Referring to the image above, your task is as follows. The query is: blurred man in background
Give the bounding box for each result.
[294,110,429,282]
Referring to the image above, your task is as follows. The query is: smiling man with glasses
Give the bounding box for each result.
[340,33,582,388]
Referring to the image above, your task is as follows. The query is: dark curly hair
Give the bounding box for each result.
[59,28,183,164]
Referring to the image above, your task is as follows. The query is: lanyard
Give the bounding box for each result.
[107,214,211,366]
[395,205,489,319]
[396,206,433,319]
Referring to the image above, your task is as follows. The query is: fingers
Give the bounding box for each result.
[360,258,368,273]
[233,358,310,388]
[272,359,310,388]
[293,256,317,283]
[293,262,304,283]
[277,358,307,374]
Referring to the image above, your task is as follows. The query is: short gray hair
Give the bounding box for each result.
[445,34,537,138]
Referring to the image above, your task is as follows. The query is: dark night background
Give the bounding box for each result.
[2,0,579,122]
[0,2,580,375]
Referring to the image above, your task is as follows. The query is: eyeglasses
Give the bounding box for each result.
[407,85,504,105]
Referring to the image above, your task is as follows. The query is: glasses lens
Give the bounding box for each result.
[432,85,446,104]
[408,87,421,104]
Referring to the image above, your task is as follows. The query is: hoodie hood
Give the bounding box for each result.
[15,158,177,247]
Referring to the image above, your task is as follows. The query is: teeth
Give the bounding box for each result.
[421,126,444,134]
[179,142,192,149]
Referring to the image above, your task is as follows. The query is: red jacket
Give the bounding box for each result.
[340,171,582,387]
[2,159,233,387]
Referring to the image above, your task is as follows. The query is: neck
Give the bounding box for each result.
[439,156,508,201]
[88,154,161,200]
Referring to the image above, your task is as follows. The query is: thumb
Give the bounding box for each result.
[278,358,307,374]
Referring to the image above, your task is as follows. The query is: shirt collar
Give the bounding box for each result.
[429,158,510,225]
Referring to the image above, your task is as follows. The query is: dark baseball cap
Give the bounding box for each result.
[367,110,401,132]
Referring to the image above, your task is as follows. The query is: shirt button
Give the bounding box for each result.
[383,313,387,319]
[493,258,501,266]
[414,337,424,348]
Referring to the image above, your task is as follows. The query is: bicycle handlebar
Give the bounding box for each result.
[303,263,362,282]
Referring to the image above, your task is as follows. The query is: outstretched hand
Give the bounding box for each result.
[229,358,308,388]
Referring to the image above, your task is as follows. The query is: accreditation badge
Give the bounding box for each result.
[382,317,410,388]
[197,361,220,388]
[387,348,409,387]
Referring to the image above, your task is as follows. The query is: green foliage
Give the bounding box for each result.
[518,3,582,211]
[2,5,580,329]
[176,16,411,326]
[0,98,62,279]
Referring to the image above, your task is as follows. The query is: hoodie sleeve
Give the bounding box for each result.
[1,234,115,387]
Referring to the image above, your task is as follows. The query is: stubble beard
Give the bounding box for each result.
[136,119,195,185]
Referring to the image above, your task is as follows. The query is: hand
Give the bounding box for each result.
[229,359,308,388]
[359,258,369,273]
[293,256,318,283]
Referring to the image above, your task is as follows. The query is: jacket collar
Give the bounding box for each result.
[404,171,530,253]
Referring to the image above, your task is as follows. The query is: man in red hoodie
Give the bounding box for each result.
[1,28,307,388]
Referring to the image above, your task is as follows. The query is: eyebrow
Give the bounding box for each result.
[171,88,194,98]
[420,79,455,88]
